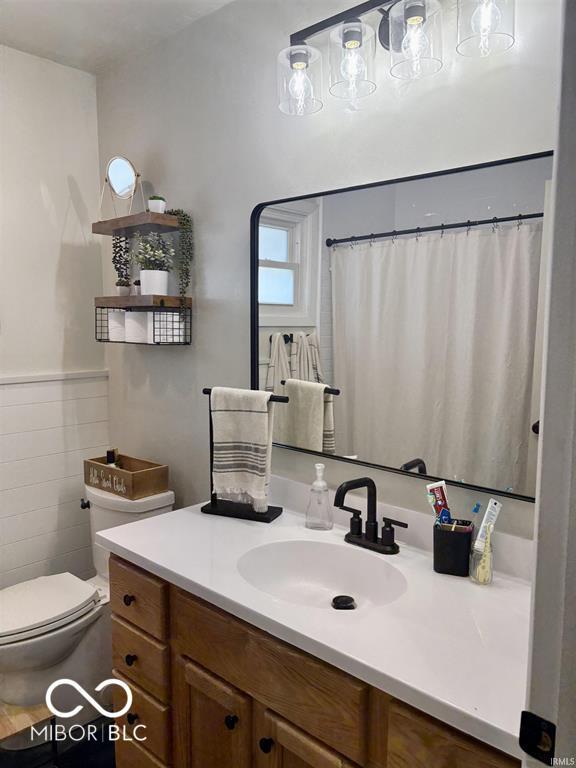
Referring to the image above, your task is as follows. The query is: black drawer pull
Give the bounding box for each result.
[127,713,139,725]
[224,714,239,730]
[125,654,138,667]
[259,738,274,754]
[80,498,90,510]
[123,594,136,606]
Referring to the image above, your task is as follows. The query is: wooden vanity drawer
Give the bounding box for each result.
[113,671,171,763]
[171,588,369,765]
[110,555,168,641]
[112,615,169,702]
[115,737,167,768]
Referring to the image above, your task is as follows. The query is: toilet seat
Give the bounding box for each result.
[0,573,101,646]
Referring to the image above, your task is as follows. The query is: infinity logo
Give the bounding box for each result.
[45,678,133,719]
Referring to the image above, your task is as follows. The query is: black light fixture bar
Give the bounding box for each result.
[325,212,544,248]
[290,0,394,45]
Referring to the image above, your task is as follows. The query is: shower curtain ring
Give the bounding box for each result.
[392,230,397,244]
[492,217,498,233]
[440,224,445,239]
[416,227,421,242]
[466,220,471,236]
[517,214,523,230]
[369,234,375,247]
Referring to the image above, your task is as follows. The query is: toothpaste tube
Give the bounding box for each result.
[474,498,502,553]
[426,480,450,519]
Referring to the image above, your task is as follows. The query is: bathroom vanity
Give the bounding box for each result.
[99,501,529,768]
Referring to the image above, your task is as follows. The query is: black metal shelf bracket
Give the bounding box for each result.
[95,306,192,346]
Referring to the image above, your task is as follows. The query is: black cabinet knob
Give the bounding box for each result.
[259,738,274,754]
[123,594,136,606]
[127,713,139,725]
[125,654,138,667]
[224,714,239,730]
[80,498,90,510]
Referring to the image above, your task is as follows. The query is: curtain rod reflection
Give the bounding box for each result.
[325,212,544,248]
[280,380,340,396]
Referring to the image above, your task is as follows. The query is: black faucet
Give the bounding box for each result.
[334,477,408,555]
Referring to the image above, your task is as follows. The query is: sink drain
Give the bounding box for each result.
[331,595,356,610]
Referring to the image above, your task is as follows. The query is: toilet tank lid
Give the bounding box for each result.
[85,486,175,513]
[0,573,100,641]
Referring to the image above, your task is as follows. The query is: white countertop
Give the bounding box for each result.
[97,504,530,758]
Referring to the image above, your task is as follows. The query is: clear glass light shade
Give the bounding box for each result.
[277,45,323,116]
[329,21,376,101]
[457,0,515,57]
[389,0,443,80]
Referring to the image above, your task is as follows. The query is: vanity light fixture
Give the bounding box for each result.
[456,0,515,58]
[278,0,514,115]
[277,44,323,116]
[329,19,376,101]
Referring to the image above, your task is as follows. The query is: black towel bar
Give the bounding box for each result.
[201,387,288,522]
[202,387,289,403]
[279,380,340,396]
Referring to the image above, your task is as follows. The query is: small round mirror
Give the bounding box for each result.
[106,156,138,199]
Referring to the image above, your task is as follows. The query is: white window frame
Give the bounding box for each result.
[258,200,321,327]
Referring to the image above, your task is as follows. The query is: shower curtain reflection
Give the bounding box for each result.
[331,223,543,496]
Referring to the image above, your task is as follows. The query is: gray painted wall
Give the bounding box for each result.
[96,0,562,539]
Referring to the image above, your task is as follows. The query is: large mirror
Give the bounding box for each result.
[251,153,554,501]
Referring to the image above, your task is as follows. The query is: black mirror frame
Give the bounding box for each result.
[250,150,554,504]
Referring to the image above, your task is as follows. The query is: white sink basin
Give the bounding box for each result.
[237,540,407,610]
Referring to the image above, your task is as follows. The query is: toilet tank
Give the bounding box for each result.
[85,486,175,579]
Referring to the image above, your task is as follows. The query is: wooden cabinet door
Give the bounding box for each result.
[173,655,252,768]
[387,700,520,768]
[254,705,359,768]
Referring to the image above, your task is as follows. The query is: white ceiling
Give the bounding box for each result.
[0,0,236,74]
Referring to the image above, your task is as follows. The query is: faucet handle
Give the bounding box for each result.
[383,517,408,530]
[341,505,363,536]
[381,517,408,554]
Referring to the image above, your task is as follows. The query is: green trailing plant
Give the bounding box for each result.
[167,209,194,301]
[133,231,174,272]
[112,235,131,282]
[115,278,131,287]
[149,194,166,201]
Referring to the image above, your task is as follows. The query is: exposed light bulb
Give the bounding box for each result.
[401,16,431,78]
[288,68,314,116]
[340,49,367,99]
[471,0,502,56]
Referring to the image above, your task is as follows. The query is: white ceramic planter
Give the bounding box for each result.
[148,199,166,214]
[140,269,169,295]
[115,285,131,296]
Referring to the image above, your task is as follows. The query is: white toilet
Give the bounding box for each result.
[0,486,174,708]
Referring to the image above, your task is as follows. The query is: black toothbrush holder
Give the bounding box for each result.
[433,520,474,577]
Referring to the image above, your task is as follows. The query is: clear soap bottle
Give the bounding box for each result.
[305,463,333,530]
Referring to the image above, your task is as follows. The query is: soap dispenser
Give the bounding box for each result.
[305,464,332,530]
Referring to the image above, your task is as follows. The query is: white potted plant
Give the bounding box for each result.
[148,195,167,214]
[115,278,131,296]
[134,231,174,295]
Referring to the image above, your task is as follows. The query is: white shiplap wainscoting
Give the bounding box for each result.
[0,371,109,588]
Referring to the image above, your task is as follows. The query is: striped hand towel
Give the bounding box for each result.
[211,387,274,513]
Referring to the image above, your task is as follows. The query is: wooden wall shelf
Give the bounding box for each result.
[95,295,192,309]
[92,212,180,237]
